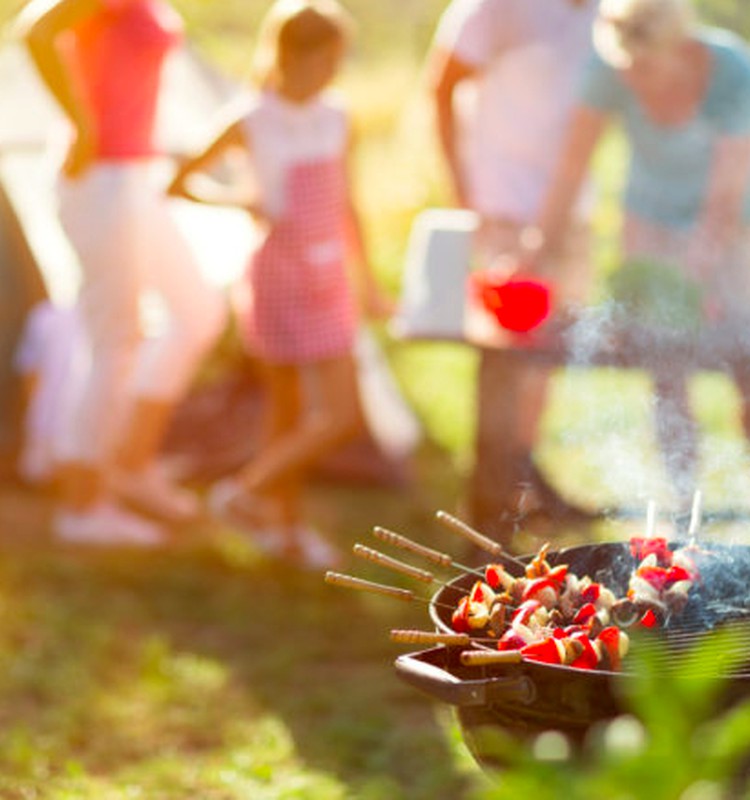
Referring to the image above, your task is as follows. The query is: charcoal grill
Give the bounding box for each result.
[395,540,750,770]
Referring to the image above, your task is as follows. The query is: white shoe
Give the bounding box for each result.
[53,502,164,547]
[112,463,200,523]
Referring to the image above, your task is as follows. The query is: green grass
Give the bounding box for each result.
[0,526,485,799]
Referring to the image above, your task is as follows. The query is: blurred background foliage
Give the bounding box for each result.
[1,1,747,73]
[478,627,750,800]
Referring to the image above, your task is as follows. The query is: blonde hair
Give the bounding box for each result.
[594,0,697,67]
[253,0,355,85]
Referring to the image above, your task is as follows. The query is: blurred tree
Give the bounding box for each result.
[696,0,750,37]
[0,2,748,65]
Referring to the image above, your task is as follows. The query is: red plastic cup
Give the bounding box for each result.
[469,270,553,333]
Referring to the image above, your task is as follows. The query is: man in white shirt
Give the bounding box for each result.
[427,0,599,537]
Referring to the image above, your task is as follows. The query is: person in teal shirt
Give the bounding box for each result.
[520,0,750,509]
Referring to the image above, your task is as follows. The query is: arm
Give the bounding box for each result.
[524,105,609,265]
[342,133,393,320]
[688,135,750,280]
[16,0,104,176]
[428,47,477,208]
[167,120,266,218]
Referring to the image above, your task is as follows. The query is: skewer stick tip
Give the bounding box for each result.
[687,489,703,541]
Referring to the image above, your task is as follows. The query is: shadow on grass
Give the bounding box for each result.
[0,466,481,798]
[0,436,614,797]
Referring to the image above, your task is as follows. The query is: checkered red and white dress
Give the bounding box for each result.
[233,91,357,364]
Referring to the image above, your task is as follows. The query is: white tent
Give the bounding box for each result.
[0,42,258,461]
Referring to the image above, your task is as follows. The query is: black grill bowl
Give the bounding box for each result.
[395,540,750,772]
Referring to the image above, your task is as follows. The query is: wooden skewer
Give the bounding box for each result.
[390,629,471,646]
[435,510,527,570]
[460,649,524,666]
[353,544,437,584]
[391,629,520,647]
[373,526,456,569]
[324,571,458,613]
[372,526,488,578]
[325,571,414,601]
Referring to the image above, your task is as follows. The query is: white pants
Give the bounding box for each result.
[56,162,227,463]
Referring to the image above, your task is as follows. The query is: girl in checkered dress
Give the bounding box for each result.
[169,0,392,566]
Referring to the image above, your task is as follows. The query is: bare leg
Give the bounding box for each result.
[499,360,595,521]
[212,354,363,564]
[59,400,173,511]
[116,397,175,473]
[515,364,551,453]
[237,354,365,502]
[56,462,103,511]
[253,362,304,528]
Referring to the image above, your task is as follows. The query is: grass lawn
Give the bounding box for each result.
[0,455,503,799]
[3,364,750,799]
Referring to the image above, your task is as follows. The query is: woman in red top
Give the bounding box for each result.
[17,0,226,545]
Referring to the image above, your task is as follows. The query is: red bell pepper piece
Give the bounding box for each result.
[568,632,600,670]
[469,580,494,606]
[498,631,527,651]
[521,577,559,608]
[452,596,490,631]
[638,608,659,628]
[546,564,569,586]
[580,582,601,604]
[630,536,672,565]
[597,626,626,671]
[572,602,597,626]
[484,564,506,590]
[521,636,565,665]
[451,597,471,633]
[636,565,669,592]
[664,565,692,586]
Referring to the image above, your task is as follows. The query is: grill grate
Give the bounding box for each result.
[624,611,750,677]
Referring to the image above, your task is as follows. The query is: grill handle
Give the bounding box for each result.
[395,650,536,708]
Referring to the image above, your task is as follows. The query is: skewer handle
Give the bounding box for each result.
[372,526,454,568]
[436,510,523,567]
[460,650,524,666]
[390,629,471,646]
[353,544,435,583]
[325,571,414,602]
